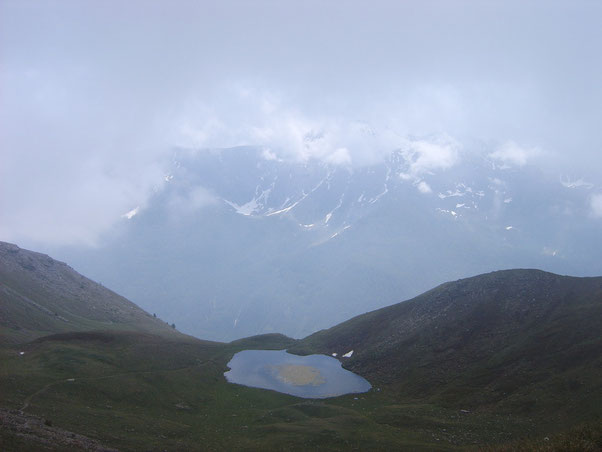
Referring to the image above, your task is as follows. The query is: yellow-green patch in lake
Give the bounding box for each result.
[272,364,326,386]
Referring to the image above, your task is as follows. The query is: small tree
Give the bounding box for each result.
[171,323,176,329]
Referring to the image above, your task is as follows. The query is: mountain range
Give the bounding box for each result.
[49,145,602,341]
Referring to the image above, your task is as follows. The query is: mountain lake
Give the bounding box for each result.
[224,349,371,398]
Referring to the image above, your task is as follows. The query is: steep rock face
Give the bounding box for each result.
[292,270,602,413]
[0,241,179,343]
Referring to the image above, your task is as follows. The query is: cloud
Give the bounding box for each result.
[172,86,406,167]
[168,186,217,216]
[0,148,167,247]
[489,141,540,168]
[1,0,602,247]
[261,149,279,161]
[416,181,433,194]
[590,194,602,218]
[410,138,459,173]
[325,148,352,166]
[399,135,460,179]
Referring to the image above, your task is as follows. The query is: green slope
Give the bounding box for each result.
[1,330,464,451]
[0,241,181,344]
[291,269,602,425]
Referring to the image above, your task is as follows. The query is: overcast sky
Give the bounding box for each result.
[1,0,601,247]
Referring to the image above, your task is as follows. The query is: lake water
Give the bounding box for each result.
[224,349,371,398]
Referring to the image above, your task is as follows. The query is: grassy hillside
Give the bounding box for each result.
[0,241,181,344]
[2,331,465,451]
[291,269,602,426]
[4,328,597,451]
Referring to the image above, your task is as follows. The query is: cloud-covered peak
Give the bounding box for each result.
[489,141,540,168]
[402,135,461,176]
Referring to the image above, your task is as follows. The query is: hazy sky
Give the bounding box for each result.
[1,0,601,246]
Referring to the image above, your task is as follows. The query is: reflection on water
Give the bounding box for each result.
[224,349,371,398]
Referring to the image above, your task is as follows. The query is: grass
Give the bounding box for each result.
[291,270,602,412]
[479,420,602,451]
[3,327,590,451]
[2,249,601,451]
[1,331,491,451]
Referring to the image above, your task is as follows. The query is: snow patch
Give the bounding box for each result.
[324,195,345,223]
[438,183,475,199]
[329,225,351,239]
[342,350,354,358]
[370,186,388,203]
[331,353,338,357]
[227,185,274,216]
[436,208,458,218]
[269,176,329,217]
[561,177,593,189]
[370,168,391,203]
[122,206,140,219]
[266,201,299,216]
[224,199,258,216]
[542,247,558,257]
[233,308,242,328]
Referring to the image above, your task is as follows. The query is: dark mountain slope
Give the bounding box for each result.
[292,269,602,420]
[0,241,180,343]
